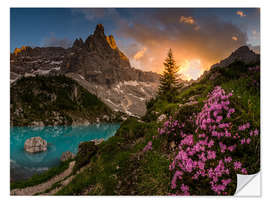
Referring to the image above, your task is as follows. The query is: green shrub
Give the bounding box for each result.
[73,141,98,172]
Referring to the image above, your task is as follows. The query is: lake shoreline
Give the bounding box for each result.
[10,124,120,182]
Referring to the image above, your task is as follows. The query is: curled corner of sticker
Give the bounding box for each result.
[235,172,261,196]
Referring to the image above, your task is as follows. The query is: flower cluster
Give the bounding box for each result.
[143,141,152,152]
[196,86,234,134]
[164,86,259,195]
[158,117,184,137]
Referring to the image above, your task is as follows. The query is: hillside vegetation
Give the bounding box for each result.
[10,58,260,195]
[51,60,260,195]
[10,75,123,126]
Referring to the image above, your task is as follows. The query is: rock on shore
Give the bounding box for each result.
[60,151,75,162]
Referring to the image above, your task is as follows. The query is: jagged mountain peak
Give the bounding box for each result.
[94,24,105,36]
[211,45,260,69]
[63,24,133,74]
[72,38,84,49]
[74,24,125,60]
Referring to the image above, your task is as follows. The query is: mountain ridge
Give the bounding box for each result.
[211,45,260,69]
[10,26,260,117]
[10,24,160,117]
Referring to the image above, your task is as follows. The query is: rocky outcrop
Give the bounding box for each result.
[211,46,260,69]
[60,151,75,162]
[10,46,67,78]
[24,137,47,153]
[92,138,104,145]
[157,114,167,123]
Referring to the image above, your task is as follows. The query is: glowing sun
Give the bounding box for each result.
[178,59,205,81]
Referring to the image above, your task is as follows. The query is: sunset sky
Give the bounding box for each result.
[10,8,260,80]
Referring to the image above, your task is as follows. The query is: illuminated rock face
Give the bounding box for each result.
[24,137,47,153]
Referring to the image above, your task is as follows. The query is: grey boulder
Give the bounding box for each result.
[24,136,47,153]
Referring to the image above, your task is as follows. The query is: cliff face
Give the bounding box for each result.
[61,24,158,86]
[10,24,160,117]
[10,46,67,82]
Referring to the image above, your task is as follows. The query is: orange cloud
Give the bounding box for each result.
[232,36,238,41]
[133,47,147,60]
[179,16,195,24]
[236,11,246,17]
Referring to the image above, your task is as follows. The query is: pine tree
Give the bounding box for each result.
[158,49,181,101]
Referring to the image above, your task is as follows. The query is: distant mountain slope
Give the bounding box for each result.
[10,75,123,126]
[10,24,160,117]
[10,46,67,82]
[196,46,260,83]
[211,46,260,69]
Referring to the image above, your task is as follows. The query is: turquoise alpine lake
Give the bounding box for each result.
[10,124,120,181]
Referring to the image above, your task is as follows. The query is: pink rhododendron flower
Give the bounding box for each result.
[254,129,259,136]
[207,150,216,159]
[224,157,232,163]
[240,139,246,144]
[171,170,183,189]
[241,168,248,174]
[234,161,242,170]
[143,141,152,152]
[166,86,255,195]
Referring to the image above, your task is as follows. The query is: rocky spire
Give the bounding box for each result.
[72,38,84,49]
[62,24,131,74]
[94,24,105,37]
